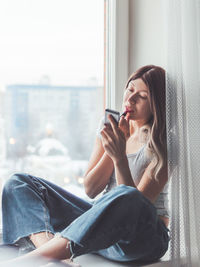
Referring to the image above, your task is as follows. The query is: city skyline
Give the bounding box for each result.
[4,83,103,159]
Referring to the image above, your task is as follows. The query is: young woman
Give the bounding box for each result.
[1,65,169,266]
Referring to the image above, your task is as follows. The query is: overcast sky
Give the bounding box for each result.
[0,0,104,88]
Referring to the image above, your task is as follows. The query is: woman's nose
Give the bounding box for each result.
[128,93,137,103]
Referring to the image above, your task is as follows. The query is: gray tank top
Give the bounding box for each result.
[97,117,169,218]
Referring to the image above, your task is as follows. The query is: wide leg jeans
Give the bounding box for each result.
[2,173,169,262]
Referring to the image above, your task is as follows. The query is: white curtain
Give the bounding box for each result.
[166,0,200,266]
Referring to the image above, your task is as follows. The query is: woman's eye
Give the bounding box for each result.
[140,94,147,99]
[127,87,133,93]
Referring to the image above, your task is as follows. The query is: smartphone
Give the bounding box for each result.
[105,108,120,125]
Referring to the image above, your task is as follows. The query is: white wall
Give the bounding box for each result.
[128,0,166,75]
[113,0,166,109]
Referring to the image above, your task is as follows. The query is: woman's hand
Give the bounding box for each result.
[101,115,127,164]
[118,113,130,140]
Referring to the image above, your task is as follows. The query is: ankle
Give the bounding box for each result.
[30,232,54,248]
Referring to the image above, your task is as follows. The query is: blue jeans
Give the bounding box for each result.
[2,173,169,262]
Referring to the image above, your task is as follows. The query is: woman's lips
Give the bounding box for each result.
[120,108,133,118]
[125,106,133,112]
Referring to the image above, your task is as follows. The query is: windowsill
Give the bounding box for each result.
[74,253,171,267]
[0,231,171,267]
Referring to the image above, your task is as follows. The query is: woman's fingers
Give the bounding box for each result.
[101,129,112,142]
[101,129,116,157]
[119,116,130,140]
[101,117,127,161]
[107,115,128,142]
[102,115,126,144]
[101,127,115,147]
[107,115,120,136]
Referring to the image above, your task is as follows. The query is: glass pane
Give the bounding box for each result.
[0,0,104,202]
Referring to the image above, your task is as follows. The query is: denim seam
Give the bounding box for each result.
[31,176,52,235]
[42,203,52,237]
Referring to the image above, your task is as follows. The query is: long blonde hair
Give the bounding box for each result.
[126,65,167,180]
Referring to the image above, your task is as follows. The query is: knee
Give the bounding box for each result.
[3,173,30,194]
[115,184,140,195]
[109,184,142,203]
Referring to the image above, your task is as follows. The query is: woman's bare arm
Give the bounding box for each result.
[113,156,136,187]
[83,137,114,198]
[114,158,168,203]
[137,162,168,203]
[101,115,168,203]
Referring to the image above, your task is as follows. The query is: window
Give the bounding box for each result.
[105,0,129,110]
[0,0,104,200]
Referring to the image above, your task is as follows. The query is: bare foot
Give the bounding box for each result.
[41,259,81,267]
[61,259,81,267]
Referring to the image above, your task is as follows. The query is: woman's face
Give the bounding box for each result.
[122,78,152,124]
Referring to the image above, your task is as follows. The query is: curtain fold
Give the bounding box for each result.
[166,0,200,266]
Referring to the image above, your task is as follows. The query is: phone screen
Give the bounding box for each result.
[105,109,120,124]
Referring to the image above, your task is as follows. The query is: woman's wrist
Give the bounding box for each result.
[113,156,135,187]
[113,155,128,167]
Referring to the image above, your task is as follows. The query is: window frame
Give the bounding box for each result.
[105,0,129,111]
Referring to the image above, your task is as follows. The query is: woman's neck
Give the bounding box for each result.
[129,120,145,136]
